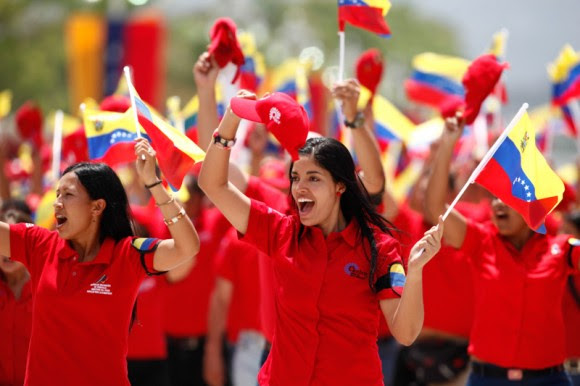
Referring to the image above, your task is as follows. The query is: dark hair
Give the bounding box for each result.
[0,209,33,224]
[290,137,395,292]
[1,199,32,217]
[62,162,134,243]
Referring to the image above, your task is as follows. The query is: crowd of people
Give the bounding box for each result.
[1,33,579,386]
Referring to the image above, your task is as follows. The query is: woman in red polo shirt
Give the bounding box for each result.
[0,139,200,386]
[198,91,444,386]
[0,208,33,386]
[425,116,578,385]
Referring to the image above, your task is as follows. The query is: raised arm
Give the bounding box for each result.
[424,116,467,248]
[332,79,385,195]
[134,138,200,271]
[194,51,248,192]
[380,217,444,345]
[198,93,253,234]
[0,221,9,257]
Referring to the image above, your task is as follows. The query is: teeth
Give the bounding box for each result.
[297,198,313,203]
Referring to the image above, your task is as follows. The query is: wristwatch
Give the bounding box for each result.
[344,111,365,129]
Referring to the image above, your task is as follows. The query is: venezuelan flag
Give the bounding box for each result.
[389,262,405,296]
[405,52,470,111]
[83,108,144,166]
[338,0,391,38]
[238,32,267,92]
[372,95,415,146]
[128,81,205,190]
[548,45,580,106]
[475,110,564,233]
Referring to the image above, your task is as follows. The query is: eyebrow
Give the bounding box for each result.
[291,170,323,176]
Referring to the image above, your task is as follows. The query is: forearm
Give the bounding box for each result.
[0,155,10,201]
[424,138,455,224]
[198,88,220,149]
[351,125,385,195]
[148,183,199,268]
[206,283,231,348]
[388,270,424,346]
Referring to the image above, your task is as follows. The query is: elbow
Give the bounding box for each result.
[395,329,420,347]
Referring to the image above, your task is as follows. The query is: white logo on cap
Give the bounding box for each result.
[269,107,281,124]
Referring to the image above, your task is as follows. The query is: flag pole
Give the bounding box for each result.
[441,102,529,221]
[123,66,146,161]
[51,110,64,183]
[123,66,142,139]
[567,99,580,154]
[338,31,345,82]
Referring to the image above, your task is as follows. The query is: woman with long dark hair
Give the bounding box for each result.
[198,91,443,385]
[0,138,200,386]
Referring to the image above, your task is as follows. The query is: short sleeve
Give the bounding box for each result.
[9,223,54,276]
[239,199,294,258]
[374,236,406,300]
[131,237,166,276]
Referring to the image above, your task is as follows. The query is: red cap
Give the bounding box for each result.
[231,93,309,160]
[15,101,43,148]
[208,17,245,83]
[355,48,384,96]
[100,95,131,113]
[462,54,509,124]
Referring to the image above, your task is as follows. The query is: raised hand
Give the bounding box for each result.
[193,51,220,91]
[134,138,158,186]
[408,215,444,272]
[332,78,361,122]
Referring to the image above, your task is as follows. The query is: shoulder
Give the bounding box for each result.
[130,237,162,254]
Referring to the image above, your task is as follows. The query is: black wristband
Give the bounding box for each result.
[145,180,162,189]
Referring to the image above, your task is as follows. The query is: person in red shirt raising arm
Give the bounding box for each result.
[198,90,444,386]
[0,138,200,386]
[424,115,579,386]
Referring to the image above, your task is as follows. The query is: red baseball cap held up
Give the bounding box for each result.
[208,17,245,83]
[231,93,309,160]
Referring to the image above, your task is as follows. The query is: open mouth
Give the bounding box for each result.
[297,198,314,215]
[55,215,68,228]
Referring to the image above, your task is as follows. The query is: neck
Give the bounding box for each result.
[319,208,347,237]
[4,270,30,299]
[70,229,102,263]
[506,228,534,250]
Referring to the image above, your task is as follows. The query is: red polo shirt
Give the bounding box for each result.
[162,207,231,337]
[9,223,158,386]
[241,199,405,385]
[461,220,580,369]
[216,228,262,343]
[245,177,291,343]
[127,276,166,359]
[391,203,476,338]
[0,279,32,386]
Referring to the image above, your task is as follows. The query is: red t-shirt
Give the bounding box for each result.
[461,220,580,369]
[241,199,405,386]
[392,203,476,338]
[0,279,32,386]
[216,228,263,343]
[245,177,291,343]
[9,223,160,386]
[127,276,166,359]
[162,207,231,337]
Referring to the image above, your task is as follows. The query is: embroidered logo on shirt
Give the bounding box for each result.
[344,262,368,280]
[87,274,112,295]
[550,243,562,256]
